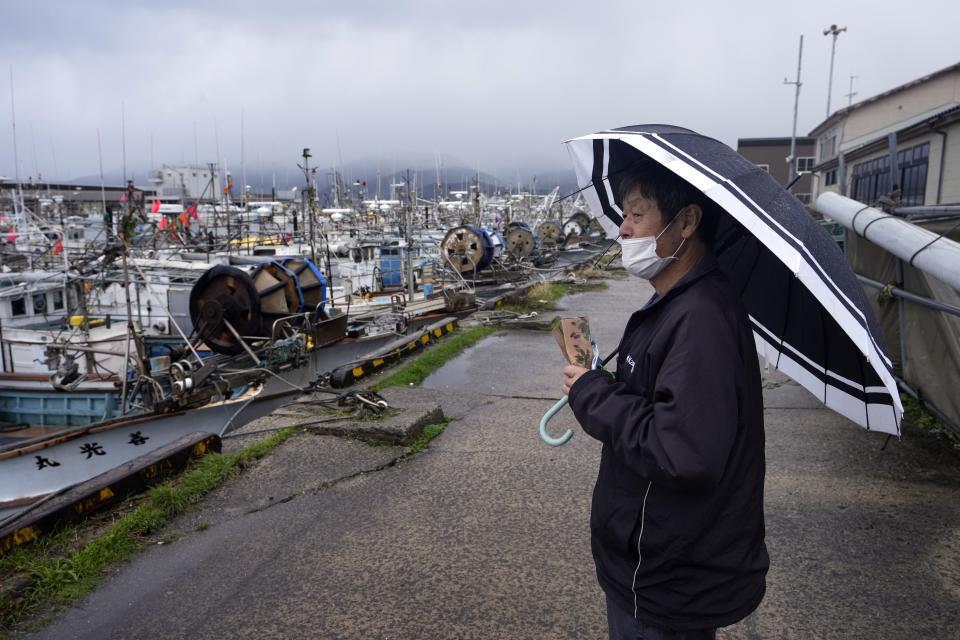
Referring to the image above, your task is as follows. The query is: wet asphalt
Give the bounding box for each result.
[22,275,960,639]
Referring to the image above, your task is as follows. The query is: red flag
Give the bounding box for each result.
[151,199,161,214]
[179,212,190,228]
[120,194,127,203]
[53,238,63,256]
[158,216,167,230]
[187,203,198,220]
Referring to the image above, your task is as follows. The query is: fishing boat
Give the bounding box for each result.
[0,256,347,521]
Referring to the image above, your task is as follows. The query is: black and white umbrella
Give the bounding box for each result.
[565,124,902,436]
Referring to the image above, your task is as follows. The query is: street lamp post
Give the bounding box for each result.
[823,24,847,118]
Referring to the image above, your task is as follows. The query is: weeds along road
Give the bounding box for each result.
[25,276,960,640]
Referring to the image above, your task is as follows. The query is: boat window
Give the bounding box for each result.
[11,297,26,316]
[52,290,65,310]
[33,293,48,314]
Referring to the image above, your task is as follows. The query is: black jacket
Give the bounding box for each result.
[568,254,768,631]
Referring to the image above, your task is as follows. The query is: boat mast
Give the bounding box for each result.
[8,66,23,220]
[121,101,127,185]
[240,108,246,209]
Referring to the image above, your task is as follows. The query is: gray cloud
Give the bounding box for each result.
[1,0,958,185]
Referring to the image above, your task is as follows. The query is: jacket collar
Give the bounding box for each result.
[641,251,719,312]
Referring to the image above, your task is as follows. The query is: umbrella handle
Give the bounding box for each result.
[539,396,573,446]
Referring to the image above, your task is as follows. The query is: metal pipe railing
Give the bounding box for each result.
[856,274,960,318]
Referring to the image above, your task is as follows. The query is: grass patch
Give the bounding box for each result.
[497,279,608,316]
[408,419,454,454]
[0,427,298,634]
[496,281,573,314]
[571,280,609,292]
[370,325,497,391]
[525,281,571,310]
[901,393,960,450]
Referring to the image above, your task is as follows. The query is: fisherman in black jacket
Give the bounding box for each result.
[563,162,769,639]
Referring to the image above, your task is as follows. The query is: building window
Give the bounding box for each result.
[898,142,929,206]
[796,156,816,172]
[820,135,837,161]
[795,193,812,204]
[11,297,26,316]
[825,169,837,186]
[851,142,929,206]
[852,156,891,205]
[756,164,769,173]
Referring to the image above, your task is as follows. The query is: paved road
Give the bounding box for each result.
[25,276,960,639]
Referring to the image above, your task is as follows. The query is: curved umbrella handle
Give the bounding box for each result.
[539,396,573,446]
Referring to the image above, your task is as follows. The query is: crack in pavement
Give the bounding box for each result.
[234,392,563,519]
[242,448,413,516]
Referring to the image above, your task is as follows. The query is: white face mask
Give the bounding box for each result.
[619,215,685,280]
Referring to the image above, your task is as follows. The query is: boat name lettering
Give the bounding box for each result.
[35,455,61,470]
[128,431,150,446]
[79,442,107,459]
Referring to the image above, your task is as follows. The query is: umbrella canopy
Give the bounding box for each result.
[565,124,902,436]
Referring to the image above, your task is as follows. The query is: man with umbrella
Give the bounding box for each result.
[554,124,902,638]
[561,155,768,638]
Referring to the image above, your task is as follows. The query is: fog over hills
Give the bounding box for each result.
[64,155,579,202]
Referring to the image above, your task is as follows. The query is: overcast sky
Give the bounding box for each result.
[1,0,957,184]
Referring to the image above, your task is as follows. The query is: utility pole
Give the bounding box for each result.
[823,24,847,118]
[845,75,859,106]
[784,35,804,187]
[298,148,317,265]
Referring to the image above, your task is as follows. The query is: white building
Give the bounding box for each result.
[149,165,223,202]
[809,62,960,207]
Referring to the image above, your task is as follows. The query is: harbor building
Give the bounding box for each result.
[149,164,223,202]
[808,62,960,206]
[0,179,150,219]
[737,137,816,203]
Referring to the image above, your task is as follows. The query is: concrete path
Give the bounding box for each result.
[24,276,960,639]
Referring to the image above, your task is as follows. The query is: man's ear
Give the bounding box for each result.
[679,204,703,239]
